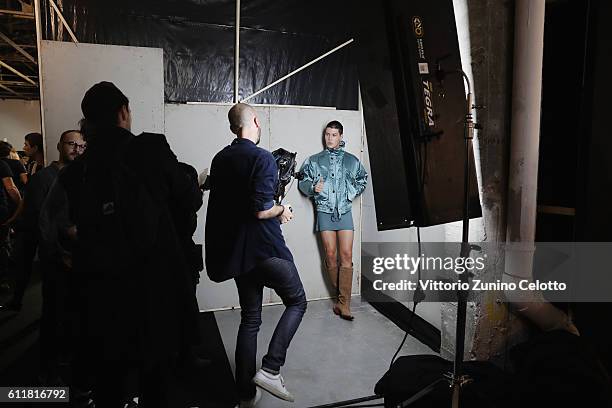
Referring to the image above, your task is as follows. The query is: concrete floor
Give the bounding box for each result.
[215,297,436,408]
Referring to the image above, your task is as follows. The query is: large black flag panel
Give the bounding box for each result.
[352,0,482,229]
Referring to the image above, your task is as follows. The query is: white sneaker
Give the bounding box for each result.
[253,369,295,402]
[234,387,261,408]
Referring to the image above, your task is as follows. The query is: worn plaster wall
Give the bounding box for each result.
[462,0,518,363]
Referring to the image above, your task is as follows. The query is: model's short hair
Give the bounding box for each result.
[325,120,343,135]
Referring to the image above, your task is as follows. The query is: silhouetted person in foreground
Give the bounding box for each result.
[59,81,200,407]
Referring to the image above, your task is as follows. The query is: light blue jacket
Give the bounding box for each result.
[298,144,368,216]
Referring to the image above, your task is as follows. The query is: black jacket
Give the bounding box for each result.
[60,126,200,364]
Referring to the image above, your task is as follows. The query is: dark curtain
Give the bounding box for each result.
[40,0,358,109]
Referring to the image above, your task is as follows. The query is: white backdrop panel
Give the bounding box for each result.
[164,103,273,310]
[40,41,164,162]
[164,104,364,311]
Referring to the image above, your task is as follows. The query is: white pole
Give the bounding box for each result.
[506,0,546,245]
[241,38,354,103]
[34,0,47,164]
[503,0,576,334]
[234,0,240,103]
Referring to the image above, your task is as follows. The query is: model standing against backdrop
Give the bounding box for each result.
[298,121,368,320]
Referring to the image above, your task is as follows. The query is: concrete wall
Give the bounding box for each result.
[0,99,41,150]
[463,0,516,362]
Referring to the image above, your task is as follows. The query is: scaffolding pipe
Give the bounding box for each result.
[48,0,79,44]
[0,59,37,85]
[0,83,22,96]
[242,38,354,103]
[0,31,38,65]
[0,9,34,19]
[0,80,38,86]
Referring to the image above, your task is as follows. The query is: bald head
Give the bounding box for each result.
[228,103,258,134]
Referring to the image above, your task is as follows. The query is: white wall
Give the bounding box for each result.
[0,99,41,149]
[39,41,165,161]
[164,103,363,311]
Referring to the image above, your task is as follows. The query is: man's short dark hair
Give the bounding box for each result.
[0,141,13,158]
[325,120,343,135]
[59,129,81,143]
[25,132,44,151]
[80,81,129,131]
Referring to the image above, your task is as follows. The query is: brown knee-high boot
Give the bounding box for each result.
[333,265,354,321]
[325,260,339,298]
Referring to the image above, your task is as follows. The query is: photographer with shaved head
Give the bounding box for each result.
[206,103,307,407]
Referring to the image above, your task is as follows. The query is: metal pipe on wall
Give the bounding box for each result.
[503,0,576,333]
[34,0,48,164]
[506,0,545,244]
[234,0,240,103]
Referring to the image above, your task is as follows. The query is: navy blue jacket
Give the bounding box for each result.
[205,138,293,282]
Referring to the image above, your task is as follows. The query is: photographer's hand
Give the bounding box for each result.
[278,204,294,224]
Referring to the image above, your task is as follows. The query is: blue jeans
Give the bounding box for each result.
[234,257,307,399]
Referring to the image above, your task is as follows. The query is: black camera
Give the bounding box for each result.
[272,148,304,204]
[201,148,303,204]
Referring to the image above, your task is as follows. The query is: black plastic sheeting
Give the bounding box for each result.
[40,0,358,109]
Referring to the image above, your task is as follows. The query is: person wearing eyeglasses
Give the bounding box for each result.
[1,130,85,314]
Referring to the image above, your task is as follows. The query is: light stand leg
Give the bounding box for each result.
[450,76,476,408]
[393,71,477,408]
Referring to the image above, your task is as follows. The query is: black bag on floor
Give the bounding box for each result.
[375,355,512,408]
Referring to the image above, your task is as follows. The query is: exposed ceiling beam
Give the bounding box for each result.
[0,31,37,64]
[0,82,22,96]
[0,9,35,19]
[0,58,37,85]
